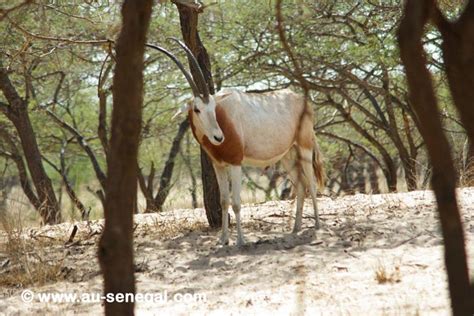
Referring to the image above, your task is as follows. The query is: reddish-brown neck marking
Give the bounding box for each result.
[188,105,243,165]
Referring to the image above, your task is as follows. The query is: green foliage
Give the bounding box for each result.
[0,0,469,216]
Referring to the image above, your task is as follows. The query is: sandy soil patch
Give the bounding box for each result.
[1,188,473,315]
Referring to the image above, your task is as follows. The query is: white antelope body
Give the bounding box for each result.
[151,39,325,246]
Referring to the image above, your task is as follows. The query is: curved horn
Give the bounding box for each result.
[168,37,210,103]
[145,43,201,98]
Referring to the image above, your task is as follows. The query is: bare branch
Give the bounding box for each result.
[42,153,89,220]
[43,108,107,190]
[6,17,111,45]
[319,131,383,171]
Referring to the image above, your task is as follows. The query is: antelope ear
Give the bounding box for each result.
[171,101,192,120]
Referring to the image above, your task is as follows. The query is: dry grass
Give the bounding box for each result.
[0,261,65,288]
[0,209,209,288]
[0,198,66,288]
[375,261,402,284]
[459,158,474,187]
[139,214,209,240]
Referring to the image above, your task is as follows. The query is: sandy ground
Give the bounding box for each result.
[0,188,473,315]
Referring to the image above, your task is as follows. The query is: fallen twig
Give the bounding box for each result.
[66,225,78,245]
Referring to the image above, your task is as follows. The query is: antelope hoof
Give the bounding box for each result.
[219,234,229,246]
[236,237,246,247]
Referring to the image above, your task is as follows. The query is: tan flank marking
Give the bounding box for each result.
[296,109,315,150]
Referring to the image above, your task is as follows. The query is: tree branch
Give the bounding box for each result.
[43,108,107,190]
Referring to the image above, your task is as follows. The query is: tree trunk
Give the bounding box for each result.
[367,161,380,194]
[331,99,398,192]
[402,158,418,191]
[0,67,61,224]
[437,4,474,189]
[98,1,152,315]
[138,162,155,213]
[355,162,366,194]
[464,141,474,186]
[139,119,189,213]
[398,1,472,314]
[381,162,397,192]
[153,118,189,211]
[265,169,281,200]
[174,1,222,228]
[10,152,42,211]
[181,133,198,208]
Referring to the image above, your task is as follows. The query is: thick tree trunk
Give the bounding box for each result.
[437,4,474,189]
[97,1,152,315]
[174,1,222,228]
[398,1,472,314]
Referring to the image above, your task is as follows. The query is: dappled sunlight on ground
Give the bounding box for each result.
[0,188,473,315]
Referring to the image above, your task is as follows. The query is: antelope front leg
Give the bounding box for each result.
[214,165,230,245]
[230,165,245,246]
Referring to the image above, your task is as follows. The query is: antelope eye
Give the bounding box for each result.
[193,108,201,114]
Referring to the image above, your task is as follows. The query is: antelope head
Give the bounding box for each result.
[147,39,225,145]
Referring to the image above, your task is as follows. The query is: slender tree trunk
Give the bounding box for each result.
[382,67,419,192]
[382,162,397,192]
[402,158,418,191]
[98,1,152,315]
[139,119,189,213]
[0,67,61,224]
[174,1,222,228]
[331,99,398,192]
[153,119,189,211]
[341,155,353,194]
[181,133,198,208]
[42,154,89,220]
[402,109,419,190]
[398,2,472,314]
[367,161,380,194]
[138,162,155,213]
[355,163,366,194]
[265,169,281,200]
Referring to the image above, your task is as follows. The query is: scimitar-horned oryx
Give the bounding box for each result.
[147,39,325,246]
